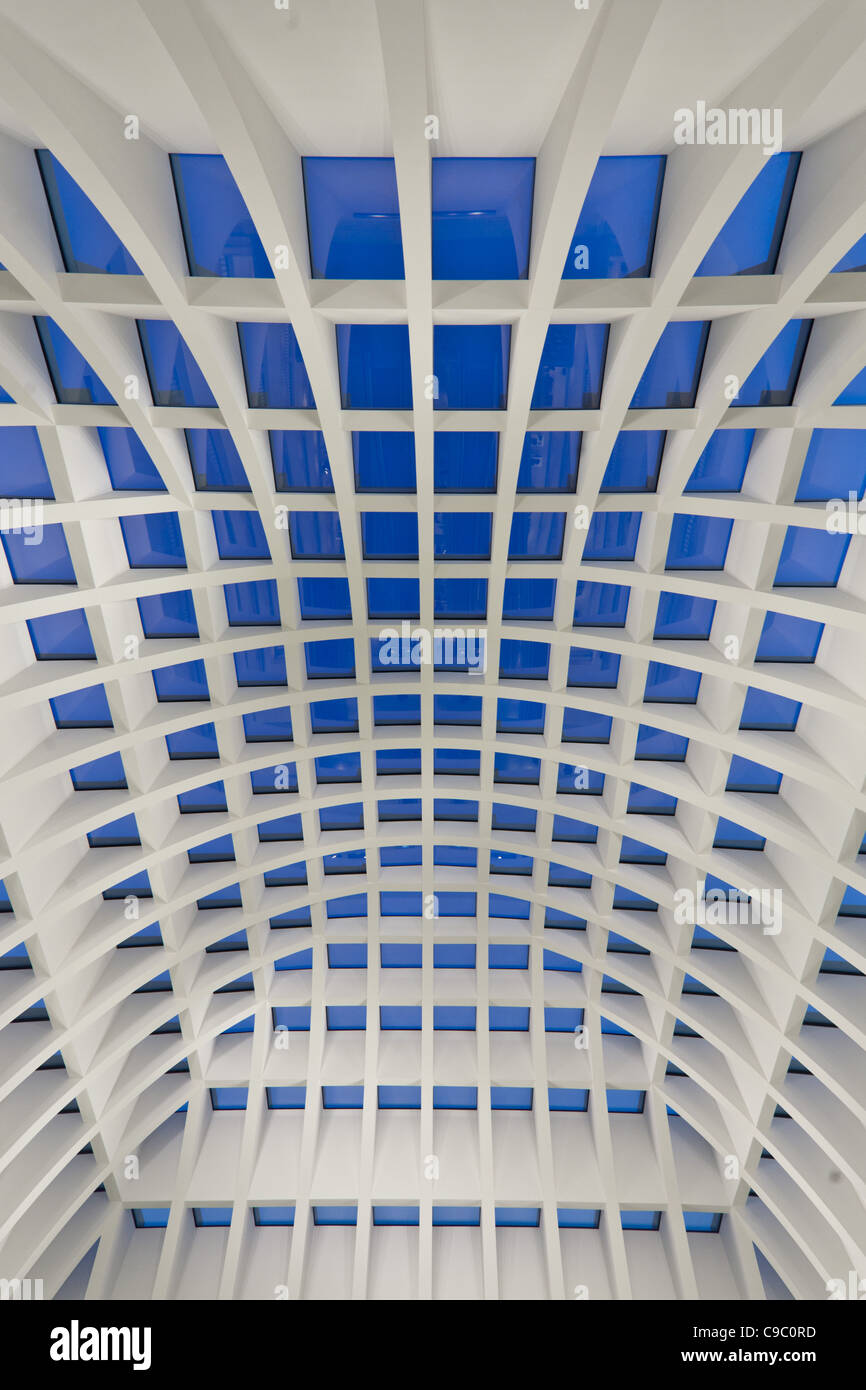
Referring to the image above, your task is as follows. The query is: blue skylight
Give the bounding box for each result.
[563,155,665,279]
[304,157,403,279]
[695,153,800,275]
[432,157,535,279]
[36,150,142,275]
[171,154,272,277]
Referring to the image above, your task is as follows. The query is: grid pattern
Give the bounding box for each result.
[0,0,865,1302]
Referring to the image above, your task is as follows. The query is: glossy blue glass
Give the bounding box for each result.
[695,153,800,275]
[601,430,664,491]
[796,429,866,499]
[685,429,754,491]
[433,511,492,559]
[432,157,535,279]
[36,317,114,404]
[270,431,332,491]
[630,321,709,408]
[238,322,315,408]
[2,524,75,582]
[503,578,556,619]
[508,512,565,559]
[138,320,215,408]
[171,154,272,277]
[98,427,165,491]
[582,511,641,561]
[353,431,416,491]
[0,427,54,497]
[36,149,141,274]
[185,430,250,490]
[573,581,629,625]
[303,157,403,278]
[517,431,580,491]
[734,319,811,406]
[531,325,608,409]
[665,514,733,569]
[433,325,510,409]
[563,156,665,279]
[774,526,849,585]
[434,432,498,491]
[336,323,412,408]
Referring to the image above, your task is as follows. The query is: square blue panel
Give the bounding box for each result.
[552,815,596,842]
[185,429,249,491]
[363,511,418,559]
[243,707,292,741]
[626,783,676,814]
[380,890,422,917]
[561,708,612,742]
[644,661,701,702]
[270,431,333,491]
[28,609,95,659]
[153,659,209,701]
[234,646,286,685]
[138,591,197,637]
[508,512,565,560]
[433,325,510,409]
[434,432,498,491]
[564,155,665,279]
[621,1209,659,1229]
[685,429,754,492]
[601,430,664,491]
[120,512,186,567]
[713,817,765,850]
[490,893,531,920]
[374,693,421,725]
[238,322,315,408]
[497,698,545,734]
[35,317,114,404]
[336,324,412,408]
[432,157,534,279]
[353,431,416,492]
[380,846,423,867]
[36,149,141,275]
[303,156,403,278]
[531,326,608,409]
[489,1005,530,1031]
[726,755,781,793]
[582,510,641,561]
[98,427,165,491]
[557,764,604,794]
[211,509,271,560]
[138,320,215,408]
[193,1207,233,1228]
[503,578,555,620]
[305,637,355,678]
[323,850,366,876]
[165,722,218,759]
[545,1008,585,1033]
[517,432,580,493]
[774,526,849,586]
[435,577,488,618]
[311,697,358,733]
[171,153,272,277]
[0,427,54,498]
[695,153,800,275]
[666,515,733,569]
[684,1211,722,1233]
[734,319,811,406]
[71,752,126,789]
[635,724,688,760]
[499,638,550,679]
[433,511,492,559]
[796,429,866,501]
[568,647,620,687]
[573,580,629,626]
[297,576,351,619]
[740,686,801,730]
[630,321,709,408]
[433,695,482,725]
[654,591,715,638]
[289,511,344,559]
[756,611,823,661]
[2,524,75,583]
[224,579,280,625]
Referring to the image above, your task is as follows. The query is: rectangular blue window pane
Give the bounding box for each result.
[796,429,866,501]
[71,752,126,790]
[379,798,422,821]
[353,431,416,491]
[88,813,140,848]
[138,588,197,638]
[434,943,475,967]
[432,157,534,279]
[696,153,800,275]
[644,661,701,702]
[654,591,716,638]
[152,659,209,701]
[171,154,272,278]
[322,1085,364,1108]
[186,429,250,491]
[304,157,403,278]
[433,325,510,409]
[0,427,54,497]
[51,685,112,728]
[635,724,689,759]
[774,526,849,586]
[297,576,351,619]
[495,1207,540,1227]
[503,578,556,620]
[212,510,270,560]
[499,638,550,679]
[433,511,492,559]
[531,326,608,409]
[224,579,280,626]
[666,515,733,570]
[490,846,532,875]
[433,695,483,725]
[120,513,186,568]
[568,647,620,687]
[490,944,530,969]
[311,697,358,734]
[557,762,604,793]
[316,751,362,784]
[326,1005,366,1030]
[336,324,412,408]
[254,1207,296,1226]
[380,845,423,867]
[35,317,114,404]
[378,1085,422,1108]
[133,1208,171,1229]
[28,609,95,659]
[684,1211,722,1233]
[193,1207,232,1228]
[489,1006,529,1032]
[272,1006,311,1031]
[373,1206,420,1226]
[433,1005,476,1030]
[573,580,629,626]
[607,1089,646,1114]
[558,1208,599,1227]
[489,893,531,920]
[243,707,292,742]
[740,687,801,730]
[290,512,344,559]
[433,1086,477,1111]
[380,943,422,967]
[508,512,565,560]
[544,1008,584,1034]
[98,427,164,491]
[434,798,478,821]
[621,1209,660,1230]
[564,156,665,279]
[686,429,754,492]
[166,722,218,759]
[238,322,315,408]
[543,950,581,972]
[582,510,641,561]
[380,747,423,775]
[234,646,286,686]
[734,319,811,406]
[362,511,418,559]
[434,433,498,492]
[494,753,540,784]
[36,149,141,275]
[366,576,420,619]
[497,698,545,734]
[552,816,596,842]
[726,755,781,793]
[434,578,488,619]
[714,817,765,850]
[380,1005,422,1030]
[601,430,664,492]
[210,1086,248,1110]
[374,694,421,725]
[313,1206,358,1226]
[630,321,709,408]
[2,524,75,583]
[270,431,333,492]
[138,320,215,408]
[756,611,823,661]
[432,1206,480,1226]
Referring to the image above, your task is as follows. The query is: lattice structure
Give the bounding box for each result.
[0,0,865,1302]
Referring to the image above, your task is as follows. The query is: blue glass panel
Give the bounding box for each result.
[626,783,676,814]
[2,524,75,582]
[434,432,498,491]
[51,684,112,728]
[138,591,197,637]
[270,431,332,491]
[138,320,215,408]
[713,817,765,850]
[0,427,53,498]
[177,780,226,812]
[303,157,403,279]
[366,577,420,619]
[489,1005,530,1031]
[834,362,866,405]
[644,661,701,702]
[685,429,754,492]
[120,512,186,567]
[238,322,315,408]
[490,893,531,919]
[532,326,608,409]
[374,694,421,725]
[433,1207,481,1226]
[635,725,688,759]
[316,751,362,783]
[497,698,545,734]
[380,1005,422,1030]
[508,512,565,560]
[727,755,781,792]
[558,1207,598,1225]
[621,1209,659,1229]
[433,1087,478,1110]
[695,153,800,275]
[378,1085,422,1107]
[433,511,491,559]
[36,150,141,275]
[432,157,534,279]
[774,526,849,585]
[607,1089,646,1114]
[379,798,423,821]
[224,579,279,625]
[833,231,866,272]
[171,154,272,278]
[154,660,210,705]
[734,320,811,406]
[234,647,286,685]
[71,752,126,789]
[35,318,114,404]
[185,430,249,491]
[796,429,866,500]
[552,815,596,842]
[289,511,343,559]
[601,430,664,491]
[373,1206,420,1225]
[98,427,165,491]
[499,638,550,679]
[582,510,641,561]
[305,637,355,678]
[517,432,579,494]
[434,1005,476,1030]
[503,577,555,620]
[545,1008,585,1033]
[311,697,358,733]
[495,1207,540,1227]
[630,321,709,408]
[567,647,620,686]
[88,813,139,848]
[433,325,510,409]
[380,845,423,867]
[561,708,612,742]
[665,515,732,569]
[363,511,418,559]
[28,609,95,658]
[563,156,665,279]
[353,431,415,491]
[322,1085,364,1108]
[297,576,351,619]
[756,611,823,661]
[740,687,801,729]
[336,324,411,408]
[573,580,629,626]
[436,577,488,618]
[654,591,715,638]
[254,1204,297,1224]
